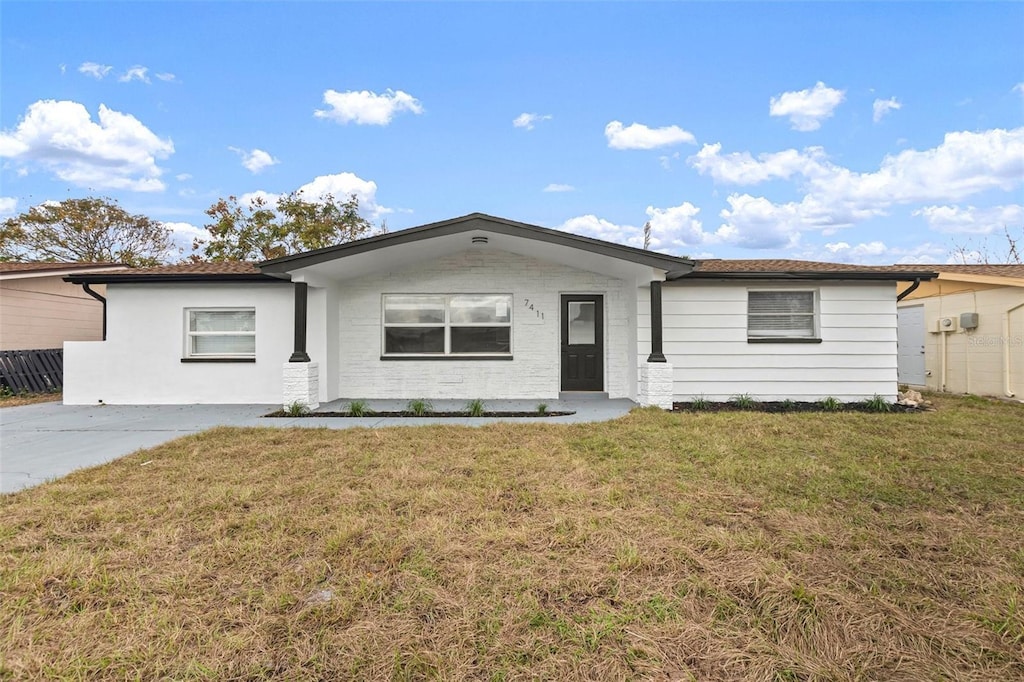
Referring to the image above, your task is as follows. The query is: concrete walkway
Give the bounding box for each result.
[0,398,635,494]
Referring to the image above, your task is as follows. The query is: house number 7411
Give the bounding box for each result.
[522,298,545,320]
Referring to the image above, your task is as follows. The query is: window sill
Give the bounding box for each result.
[380,355,514,361]
[747,337,822,344]
[181,358,256,363]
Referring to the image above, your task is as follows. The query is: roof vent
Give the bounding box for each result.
[471,235,489,245]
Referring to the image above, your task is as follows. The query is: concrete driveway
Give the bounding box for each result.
[0,398,636,494]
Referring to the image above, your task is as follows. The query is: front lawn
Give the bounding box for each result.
[2,394,1022,680]
[0,391,60,408]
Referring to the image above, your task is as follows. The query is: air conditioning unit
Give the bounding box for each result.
[936,316,958,333]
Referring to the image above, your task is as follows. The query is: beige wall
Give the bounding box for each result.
[0,276,106,350]
[898,283,1024,398]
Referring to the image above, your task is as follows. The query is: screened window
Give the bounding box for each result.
[185,308,256,358]
[747,291,816,339]
[383,294,511,356]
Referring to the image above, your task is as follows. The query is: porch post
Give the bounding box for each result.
[289,281,310,362]
[647,280,666,362]
[638,280,673,410]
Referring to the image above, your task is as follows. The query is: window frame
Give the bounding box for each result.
[182,307,257,362]
[746,289,822,344]
[381,293,513,359]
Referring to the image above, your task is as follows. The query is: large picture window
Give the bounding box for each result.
[184,308,256,359]
[383,294,512,357]
[747,290,817,340]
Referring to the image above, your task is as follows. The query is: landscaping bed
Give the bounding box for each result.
[673,400,926,413]
[264,409,574,418]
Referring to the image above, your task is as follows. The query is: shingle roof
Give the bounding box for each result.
[110,261,261,275]
[887,263,1024,279]
[0,262,126,274]
[691,259,935,275]
[62,261,278,284]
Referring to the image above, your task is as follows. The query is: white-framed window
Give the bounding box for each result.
[747,290,817,340]
[382,294,512,356]
[184,308,256,358]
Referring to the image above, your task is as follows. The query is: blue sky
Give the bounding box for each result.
[2,1,1022,264]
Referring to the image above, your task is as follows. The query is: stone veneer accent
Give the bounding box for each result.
[283,361,319,409]
[637,362,674,409]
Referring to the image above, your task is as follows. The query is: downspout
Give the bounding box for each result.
[80,283,107,340]
[1004,300,1024,398]
[897,278,921,302]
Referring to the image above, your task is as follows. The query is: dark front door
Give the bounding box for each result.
[561,295,604,391]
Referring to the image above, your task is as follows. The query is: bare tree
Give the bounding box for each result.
[949,226,1022,264]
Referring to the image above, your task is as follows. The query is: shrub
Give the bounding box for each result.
[407,398,433,416]
[729,393,756,409]
[347,399,371,417]
[536,403,549,415]
[465,399,486,417]
[818,396,843,412]
[780,399,796,412]
[284,400,310,417]
[691,394,710,411]
[863,394,892,413]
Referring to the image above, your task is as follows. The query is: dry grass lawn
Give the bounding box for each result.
[1,394,1022,680]
[0,391,61,408]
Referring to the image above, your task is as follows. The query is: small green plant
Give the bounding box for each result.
[284,400,310,416]
[691,394,710,411]
[406,398,433,416]
[347,399,371,417]
[536,403,549,415]
[863,394,892,413]
[729,393,756,409]
[780,399,796,412]
[465,399,486,417]
[818,396,843,411]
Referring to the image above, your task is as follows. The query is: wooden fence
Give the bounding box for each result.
[0,348,63,394]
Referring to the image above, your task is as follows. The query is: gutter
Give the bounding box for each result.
[80,283,107,340]
[672,271,939,282]
[897,278,921,301]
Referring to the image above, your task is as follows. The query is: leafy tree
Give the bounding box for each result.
[193,192,374,262]
[0,197,175,266]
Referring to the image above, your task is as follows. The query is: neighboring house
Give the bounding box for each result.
[61,214,935,407]
[0,262,127,351]
[896,265,1024,399]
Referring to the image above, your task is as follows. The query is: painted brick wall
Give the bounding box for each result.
[334,249,634,400]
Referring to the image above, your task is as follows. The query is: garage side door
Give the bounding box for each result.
[897,305,926,386]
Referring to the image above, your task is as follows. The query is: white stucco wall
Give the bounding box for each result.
[899,286,1024,397]
[64,283,293,405]
[333,249,635,400]
[660,281,898,402]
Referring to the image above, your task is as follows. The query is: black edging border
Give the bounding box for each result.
[264,410,575,418]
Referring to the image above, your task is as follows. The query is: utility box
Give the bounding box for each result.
[960,312,979,330]
[936,316,958,332]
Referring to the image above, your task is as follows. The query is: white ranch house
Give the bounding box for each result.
[62,214,936,408]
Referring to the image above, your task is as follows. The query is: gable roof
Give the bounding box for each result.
[685,259,938,281]
[259,212,695,276]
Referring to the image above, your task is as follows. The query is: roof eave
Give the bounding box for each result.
[64,273,288,284]
[674,271,939,281]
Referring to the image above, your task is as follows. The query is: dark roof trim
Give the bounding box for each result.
[259,212,694,274]
[670,270,939,282]
[65,273,287,284]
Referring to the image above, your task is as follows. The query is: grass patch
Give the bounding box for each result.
[0,390,61,408]
[1,394,1022,680]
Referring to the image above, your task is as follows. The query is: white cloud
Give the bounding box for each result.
[59,64,66,75]
[872,97,902,123]
[513,113,552,130]
[689,128,1024,249]
[0,197,17,217]
[314,89,423,126]
[913,204,1024,235]
[78,62,113,79]
[175,173,192,181]
[769,81,845,131]
[162,221,207,250]
[229,147,279,174]
[119,65,150,84]
[689,143,829,185]
[659,152,680,170]
[1013,83,1024,96]
[155,72,176,82]
[604,121,696,150]
[558,202,711,255]
[814,240,947,265]
[239,172,392,221]
[543,183,574,193]
[0,99,174,192]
